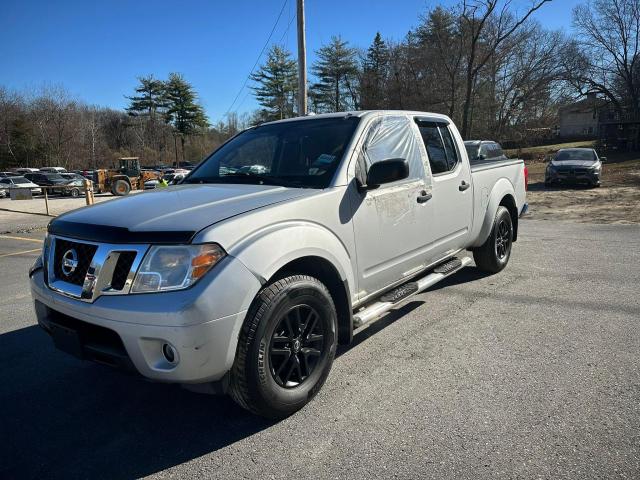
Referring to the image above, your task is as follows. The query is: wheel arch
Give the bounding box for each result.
[471,179,518,248]
[268,256,353,346]
[499,194,518,241]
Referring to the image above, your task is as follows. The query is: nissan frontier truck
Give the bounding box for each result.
[30,111,528,418]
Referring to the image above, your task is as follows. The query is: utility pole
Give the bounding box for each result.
[297,0,307,116]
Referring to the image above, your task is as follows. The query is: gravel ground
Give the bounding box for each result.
[1,219,639,479]
[525,157,640,224]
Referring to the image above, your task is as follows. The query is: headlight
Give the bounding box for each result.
[131,244,225,293]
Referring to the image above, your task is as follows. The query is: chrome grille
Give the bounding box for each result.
[46,235,149,302]
[53,239,97,286]
[111,252,137,290]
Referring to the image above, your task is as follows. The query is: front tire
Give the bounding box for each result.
[473,206,513,274]
[229,275,337,419]
[111,179,131,196]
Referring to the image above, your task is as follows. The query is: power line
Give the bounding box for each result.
[278,13,296,45]
[224,0,289,116]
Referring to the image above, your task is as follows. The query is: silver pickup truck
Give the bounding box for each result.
[30,111,527,418]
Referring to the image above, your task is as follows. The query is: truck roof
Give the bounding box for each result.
[261,110,452,126]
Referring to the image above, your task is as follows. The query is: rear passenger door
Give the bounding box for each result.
[414,118,473,256]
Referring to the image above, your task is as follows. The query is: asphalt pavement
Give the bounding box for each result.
[0,220,639,479]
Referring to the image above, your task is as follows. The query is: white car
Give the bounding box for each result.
[0,176,42,195]
[40,167,68,173]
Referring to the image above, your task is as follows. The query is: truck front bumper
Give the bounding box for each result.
[30,256,262,383]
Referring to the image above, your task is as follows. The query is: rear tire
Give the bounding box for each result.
[111,179,131,196]
[229,275,337,419]
[473,206,513,274]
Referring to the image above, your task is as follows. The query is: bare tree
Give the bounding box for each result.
[459,0,551,138]
[566,0,640,115]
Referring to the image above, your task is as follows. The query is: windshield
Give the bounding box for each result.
[13,176,30,184]
[186,117,360,189]
[555,150,596,161]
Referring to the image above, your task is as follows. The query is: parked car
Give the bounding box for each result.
[545,148,604,187]
[40,167,67,173]
[169,173,186,185]
[23,172,69,194]
[464,140,508,164]
[61,179,90,197]
[60,172,87,182]
[0,176,42,194]
[144,179,159,189]
[15,167,40,174]
[30,110,527,419]
[144,172,186,189]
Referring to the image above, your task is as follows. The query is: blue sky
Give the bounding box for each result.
[1,0,582,123]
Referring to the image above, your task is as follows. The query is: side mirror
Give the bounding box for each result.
[478,153,486,161]
[600,156,607,163]
[365,158,409,189]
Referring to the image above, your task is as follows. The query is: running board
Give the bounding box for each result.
[353,256,472,329]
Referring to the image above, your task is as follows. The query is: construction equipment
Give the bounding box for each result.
[94,158,159,196]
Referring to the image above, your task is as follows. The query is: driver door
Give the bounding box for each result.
[350,115,435,300]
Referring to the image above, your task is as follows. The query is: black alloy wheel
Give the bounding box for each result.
[473,205,513,274]
[269,304,325,388]
[229,275,337,419]
[495,219,511,260]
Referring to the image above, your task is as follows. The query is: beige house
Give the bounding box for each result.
[558,94,607,138]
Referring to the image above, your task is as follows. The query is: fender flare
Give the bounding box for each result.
[228,221,355,297]
[471,178,516,248]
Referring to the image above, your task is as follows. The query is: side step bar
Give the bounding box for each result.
[353,256,472,329]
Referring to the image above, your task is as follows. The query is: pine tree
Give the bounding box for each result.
[360,33,390,109]
[311,36,360,112]
[125,75,169,152]
[164,73,208,163]
[250,45,298,121]
[125,75,167,118]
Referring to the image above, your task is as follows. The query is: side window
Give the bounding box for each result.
[364,116,425,181]
[415,120,458,174]
[0,178,9,184]
[439,127,459,170]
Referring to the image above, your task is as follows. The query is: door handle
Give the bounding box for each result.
[417,190,432,203]
[459,181,470,191]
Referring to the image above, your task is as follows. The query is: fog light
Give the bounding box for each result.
[162,343,178,364]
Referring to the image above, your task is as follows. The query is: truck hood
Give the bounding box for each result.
[550,159,599,168]
[49,184,314,243]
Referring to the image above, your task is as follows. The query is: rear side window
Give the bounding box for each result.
[415,121,459,174]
